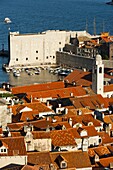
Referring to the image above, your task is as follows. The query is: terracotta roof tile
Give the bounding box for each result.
[27,152,51,165]
[8,122,24,131]
[50,151,91,169]
[94,146,111,157]
[52,121,72,129]
[104,84,113,92]
[64,69,92,86]
[26,86,87,100]
[67,114,101,127]
[11,81,64,94]
[0,136,26,156]
[11,132,22,137]
[103,115,113,124]
[20,110,38,122]
[26,150,92,169]
[77,125,98,137]
[99,157,113,167]
[88,148,96,157]
[70,94,108,110]
[50,129,76,146]
[10,102,53,116]
[107,145,113,153]
[98,131,113,144]
[32,131,50,139]
[21,165,38,170]
[8,119,52,131]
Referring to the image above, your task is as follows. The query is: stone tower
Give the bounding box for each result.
[92,54,104,96]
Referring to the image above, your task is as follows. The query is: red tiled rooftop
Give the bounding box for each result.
[26,86,87,100]
[64,69,92,86]
[93,146,111,157]
[50,129,76,146]
[27,152,51,165]
[98,131,113,144]
[32,131,50,139]
[104,84,113,93]
[0,136,26,156]
[99,157,113,167]
[11,81,64,94]
[50,151,91,169]
[70,94,108,110]
[10,102,53,116]
[8,119,52,131]
[77,125,98,137]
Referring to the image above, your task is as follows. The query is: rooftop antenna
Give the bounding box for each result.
[93,17,96,35]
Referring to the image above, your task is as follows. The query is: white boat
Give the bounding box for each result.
[6,69,10,73]
[13,71,20,77]
[4,17,12,23]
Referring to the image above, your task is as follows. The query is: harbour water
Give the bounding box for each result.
[0,0,113,86]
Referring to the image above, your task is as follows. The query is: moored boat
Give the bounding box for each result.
[13,71,20,77]
[4,17,12,23]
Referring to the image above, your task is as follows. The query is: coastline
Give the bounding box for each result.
[106,1,113,5]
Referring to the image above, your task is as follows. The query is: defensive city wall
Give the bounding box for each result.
[56,51,113,69]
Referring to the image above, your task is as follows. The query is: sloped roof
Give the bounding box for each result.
[93,146,111,157]
[70,94,108,110]
[64,69,92,87]
[11,81,64,94]
[21,165,38,170]
[71,114,101,127]
[32,131,50,139]
[77,125,98,137]
[98,131,113,144]
[50,129,76,146]
[27,152,51,165]
[27,150,91,168]
[8,119,52,131]
[20,110,38,122]
[50,151,91,169]
[99,156,113,167]
[10,102,53,116]
[104,84,113,92]
[26,86,87,100]
[0,137,26,156]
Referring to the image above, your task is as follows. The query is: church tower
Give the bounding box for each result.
[92,54,104,96]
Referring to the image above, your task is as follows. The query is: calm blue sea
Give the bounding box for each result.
[0,0,112,85]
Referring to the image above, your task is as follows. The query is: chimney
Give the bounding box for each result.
[68,118,73,127]
[58,103,61,108]
[65,108,68,114]
[30,95,32,103]
[70,92,73,97]
[47,101,49,106]
[77,109,82,115]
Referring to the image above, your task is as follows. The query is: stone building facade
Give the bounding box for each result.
[8,30,92,67]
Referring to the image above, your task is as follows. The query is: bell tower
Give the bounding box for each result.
[92,54,104,96]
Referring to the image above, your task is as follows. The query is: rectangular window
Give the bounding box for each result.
[36,57,38,60]
[61,162,67,168]
[26,58,28,60]
[36,51,38,53]
[4,149,6,152]
[16,58,18,61]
